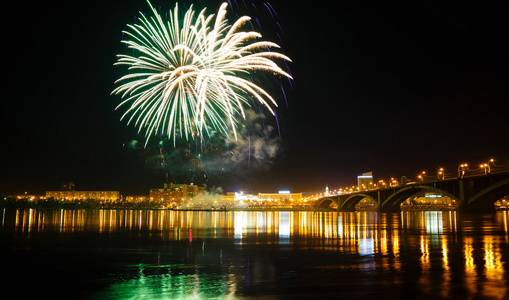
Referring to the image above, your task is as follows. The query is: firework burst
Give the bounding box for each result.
[112,1,292,145]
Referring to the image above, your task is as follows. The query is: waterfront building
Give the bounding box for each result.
[149,182,205,205]
[357,172,373,191]
[400,192,456,210]
[219,191,304,206]
[220,192,236,202]
[234,192,257,201]
[45,190,120,201]
[257,191,302,203]
[124,195,149,203]
[495,197,509,210]
[9,194,46,201]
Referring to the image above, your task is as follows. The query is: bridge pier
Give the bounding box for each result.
[459,180,465,202]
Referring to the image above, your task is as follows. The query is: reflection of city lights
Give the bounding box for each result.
[499,211,509,235]
[279,212,291,244]
[425,211,443,234]
[392,230,400,257]
[234,211,247,242]
[9,207,509,299]
[484,236,503,276]
[359,236,374,255]
[442,238,449,271]
[464,236,476,295]
[420,235,430,272]
[482,235,505,298]
[337,215,343,239]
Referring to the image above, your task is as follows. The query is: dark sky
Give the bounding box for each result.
[2,0,508,196]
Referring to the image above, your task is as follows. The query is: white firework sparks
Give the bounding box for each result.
[112,1,292,145]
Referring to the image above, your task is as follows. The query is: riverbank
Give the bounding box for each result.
[2,199,500,212]
[400,204,458,211]
[0,204,317,212]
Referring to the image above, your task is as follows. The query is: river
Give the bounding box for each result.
[1,209,509,299]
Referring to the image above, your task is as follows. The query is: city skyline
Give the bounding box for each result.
[2,1,509,195]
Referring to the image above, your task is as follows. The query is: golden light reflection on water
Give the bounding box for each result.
[441,237,451,299]
[464,236,477,296]
[496,210,509,235]
[483,235,505,298]
[5,209,459,255]
[3,208,509,298]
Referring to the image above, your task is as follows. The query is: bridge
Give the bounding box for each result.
[315,171,509,212]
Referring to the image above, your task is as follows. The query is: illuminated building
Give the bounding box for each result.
[221,191,303,206]
[125,195,149,203]
[400,192,457,210]
[357,172,373,191]
[257,191,302,202]
[149,182,205,204]
[46,181,119,202]
[45,190,120,201]
[494,196,509,210]
[10,194,46,201]
[220,192,236,202]
[234,192,256,201]
[411,193,454,205]
[150,188,183,203]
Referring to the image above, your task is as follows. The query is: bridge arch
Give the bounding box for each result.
[466,178,509,212]
[341,193,378,211]
[316,197,338,209]
[380,185,457,212]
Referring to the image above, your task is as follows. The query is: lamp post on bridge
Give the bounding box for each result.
[480,158,495,174]
[418,171,426,183]
[438,168,445,180]
[458,163,468,179]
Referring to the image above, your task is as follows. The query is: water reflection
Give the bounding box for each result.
[103,265,238,299]
[496,210,509,235]
[2,208,509,299]
[401,210,457,234]
[278,211,291,244]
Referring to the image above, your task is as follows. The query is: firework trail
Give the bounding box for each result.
[112,1,292,145]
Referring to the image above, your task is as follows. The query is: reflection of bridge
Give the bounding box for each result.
[316,171,509,212]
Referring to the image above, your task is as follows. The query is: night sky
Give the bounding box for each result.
[2,0,508,196]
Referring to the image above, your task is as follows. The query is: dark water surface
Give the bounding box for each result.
[1,209,509,299]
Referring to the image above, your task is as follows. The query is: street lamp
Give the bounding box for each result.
[458,163,468,179]
[417,171,426,183]
[438,168,445,180]
[480,163,488,174]
[480,161,492,175]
